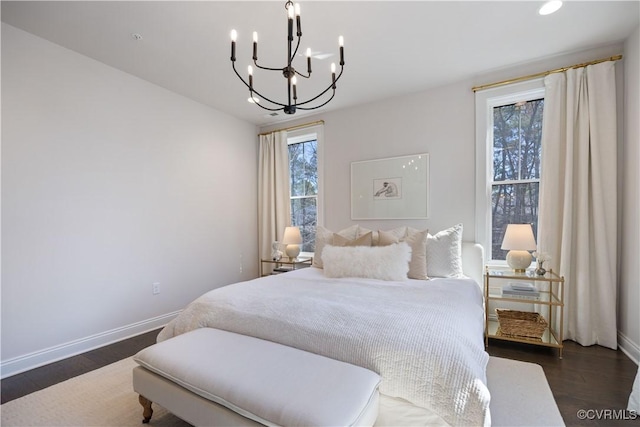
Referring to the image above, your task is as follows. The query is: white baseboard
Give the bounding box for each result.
[619,331,640,365]
[0,310,182,379]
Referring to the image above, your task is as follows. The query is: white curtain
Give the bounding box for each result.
[258,131,290,265]
[537,61,618,349]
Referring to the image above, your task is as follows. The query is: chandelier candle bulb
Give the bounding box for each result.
[287,4,294,40]
[306,48,312,74]
[230,29,237,61]
[331,63,336,89]
[295,3,301,36]
[248,65,253,88]
[292,76,297,101]
[339,36,344,65]
[252,32,258,61]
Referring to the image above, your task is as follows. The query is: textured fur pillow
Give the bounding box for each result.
[322,242,411,281]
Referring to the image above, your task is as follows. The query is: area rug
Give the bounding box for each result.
[1,357,190,427]
[487,357,565,426]
[1,356,564,426]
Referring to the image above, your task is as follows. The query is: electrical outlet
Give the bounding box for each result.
[152,282,160,295]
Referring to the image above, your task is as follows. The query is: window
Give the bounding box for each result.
[475,80,544,262]
[287,125,323,253]
[491,99,543,259]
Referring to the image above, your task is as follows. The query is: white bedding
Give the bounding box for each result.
[158,268,490,426]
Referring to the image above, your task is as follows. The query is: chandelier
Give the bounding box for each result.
[230,1,344,115]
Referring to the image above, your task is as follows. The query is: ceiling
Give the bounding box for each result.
[2,1,639,126]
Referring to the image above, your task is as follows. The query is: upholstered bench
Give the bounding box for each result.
[132,328,381,426]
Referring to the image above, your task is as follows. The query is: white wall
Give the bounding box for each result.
[620,24,640,364]
[262,45,625,239]
[260,42,639,358]
[1,24,259,377]
[262,81,480,242]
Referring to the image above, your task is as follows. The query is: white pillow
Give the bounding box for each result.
[313,225,359,268]
[425,223,464,278]
[322,243,411,281]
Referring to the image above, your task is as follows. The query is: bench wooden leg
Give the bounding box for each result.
[138,394,153,424]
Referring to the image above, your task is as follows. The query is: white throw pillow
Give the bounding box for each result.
[322,243,411,281]
[313,225,359,268]
[425,223,464,278]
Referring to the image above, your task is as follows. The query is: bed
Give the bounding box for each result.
[155,225,490,426]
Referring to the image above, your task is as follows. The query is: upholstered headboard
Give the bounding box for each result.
[461,242,485,287]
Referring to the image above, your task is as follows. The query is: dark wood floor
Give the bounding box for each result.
[1,330,638,426]
[1,329,160,405]
[487,339,639,427]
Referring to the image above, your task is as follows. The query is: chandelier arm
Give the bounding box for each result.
[248,87,291,109]
[232,62,289,108]
[253,61,284,72]
[289,36,302,64]
[294,67,344,107]
[249,95,291,112]
[295,70,311,79]
[296,91,336,111]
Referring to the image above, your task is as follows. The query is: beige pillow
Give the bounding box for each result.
[403,229,429,280]
[377,228,407,245]
[378,228,428,280]
[333,232,373,247]
[313,225,359,268]
[364,226,407,246]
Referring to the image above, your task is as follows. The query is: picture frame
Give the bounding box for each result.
[351,153,429,220]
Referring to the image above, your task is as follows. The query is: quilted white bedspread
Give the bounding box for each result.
[158,268,490,426]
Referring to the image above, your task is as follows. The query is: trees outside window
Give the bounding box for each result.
[289,139,317,252]
[491,99,544,259]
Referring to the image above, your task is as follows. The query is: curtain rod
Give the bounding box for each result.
[258,120,325,136]
[472,54,623,93]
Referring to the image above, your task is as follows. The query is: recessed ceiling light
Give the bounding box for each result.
[539,1,563,16]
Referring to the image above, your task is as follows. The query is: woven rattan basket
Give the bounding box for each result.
[496,309,547,339]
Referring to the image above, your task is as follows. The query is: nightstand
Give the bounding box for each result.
[260,257,313,277]
[484,266,565,358]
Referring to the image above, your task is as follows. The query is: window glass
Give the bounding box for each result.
[288,139,317,253]
[490,99,543,260]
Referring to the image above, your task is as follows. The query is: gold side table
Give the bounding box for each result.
[260,257,313,277]
[485,266,565,358]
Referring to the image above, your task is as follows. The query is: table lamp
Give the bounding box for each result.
[282,226,303,261]
[501,224,537,272]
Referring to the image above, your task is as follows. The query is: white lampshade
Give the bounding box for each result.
[282,226,302,260]
[501,224,537,272]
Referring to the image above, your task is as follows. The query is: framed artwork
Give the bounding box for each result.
[351,153,429,220]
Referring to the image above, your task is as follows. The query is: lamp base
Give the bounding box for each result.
[285,244,300,261]
[506,250,532,272]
